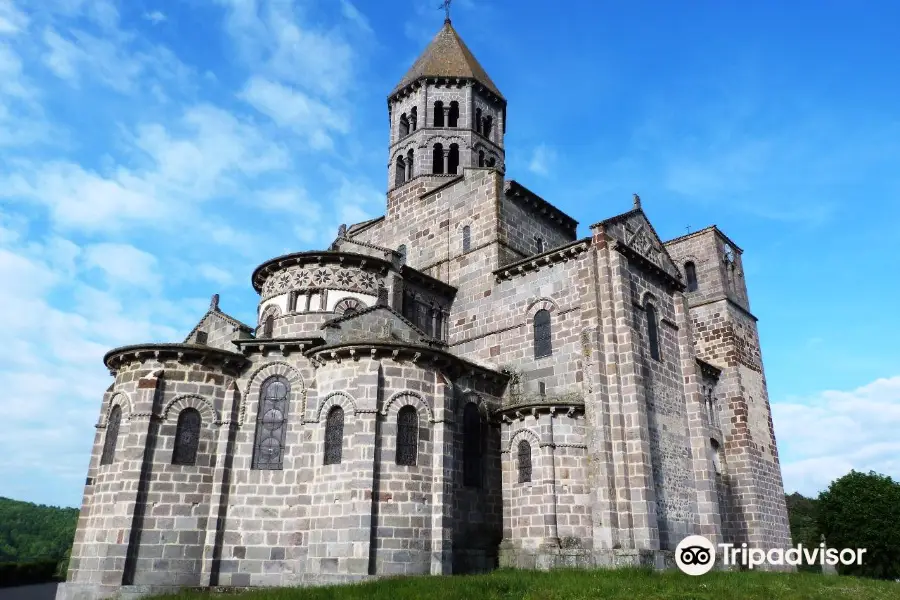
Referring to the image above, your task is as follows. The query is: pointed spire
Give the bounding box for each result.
[391,19,503,99]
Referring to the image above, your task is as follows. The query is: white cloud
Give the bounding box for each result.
[775,376,900,496]
[197,264,235,286]
[0,0,28,35]
[239,76,349,150]
[82,242,160,289]
[143,10,166,25]
[528,143,557,177]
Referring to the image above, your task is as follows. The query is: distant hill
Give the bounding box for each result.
[0,497,78,567]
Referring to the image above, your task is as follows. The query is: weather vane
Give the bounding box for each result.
[438,0,452,22]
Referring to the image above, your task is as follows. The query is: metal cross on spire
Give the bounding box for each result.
[438,0,452,22]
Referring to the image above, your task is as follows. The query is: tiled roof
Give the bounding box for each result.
[391,20,503,100]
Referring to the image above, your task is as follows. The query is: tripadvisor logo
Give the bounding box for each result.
[675,535,717,576]
[675,535,868,575]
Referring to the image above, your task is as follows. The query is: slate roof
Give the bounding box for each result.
[391,19,503,100]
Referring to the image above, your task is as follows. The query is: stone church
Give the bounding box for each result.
[58,16,792,600]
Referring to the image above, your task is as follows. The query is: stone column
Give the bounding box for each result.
[200,382,240,587]
[607,248,660,551]
[674,292,724,545]
[429,375,454,575]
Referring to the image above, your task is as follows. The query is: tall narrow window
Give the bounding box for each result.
[533,309,552,359]
[396,406,418,466]
[432,143,444,174]
[462,225,471,252]
[487,156,496,168]
[517,439,532,483]
[535,237,544,253]
[710,438,723,475]
[435,310,444,340]
[685,261,698,292]
[478,150,485,167]
[538,382,546,397]
[172,408,201,466]
[252,376,290,470]
[324,406,344,465]
[402,290,415,321]
[399,113,409,138]
[483,116,493,140]
[463,403,482,487]
[395,155,405,186]
[475,108,482,134]
[100,405,121,465]
[410,106,417,131]
[433,101,444,127]
[646,302,660,361]
[397,244,407,267]
[447,144,459,175]
[448,101,459,127]
[406,149,414,180]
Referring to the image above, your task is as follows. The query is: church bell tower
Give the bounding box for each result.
[387,15,507,192]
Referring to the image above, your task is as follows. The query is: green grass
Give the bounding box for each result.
[150,568,900,600]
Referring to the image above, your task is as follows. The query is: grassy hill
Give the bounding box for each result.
[151,568,898,600]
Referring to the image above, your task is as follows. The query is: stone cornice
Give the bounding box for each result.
[495,397,585,422]
[388,77,506,107]
[232,337,325,357]
[493,238,591,282]
[400,265,458,296]
[103,343,249,375]
[664,224,744,253]
[251,251,392,293]
[305,341,508,390]
[614,240,686,292]
[505,180,579,232]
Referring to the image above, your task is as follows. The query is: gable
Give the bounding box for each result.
[603,210,683,282]
[184,309,254,350]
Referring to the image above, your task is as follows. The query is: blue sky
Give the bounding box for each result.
[0,0,897,508]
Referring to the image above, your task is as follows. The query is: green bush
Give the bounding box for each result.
[817,470,900,580]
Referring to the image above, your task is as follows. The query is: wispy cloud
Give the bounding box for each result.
[528,143,556,177]
[143,10,166,25]
[775,376,900,496]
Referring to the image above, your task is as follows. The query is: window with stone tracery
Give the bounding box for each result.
[324,406,344,465]
[396,406,418,466]
[517,439,532,483]
[172,408,201,466]
[251,376,289,470]
[100,405,121,465]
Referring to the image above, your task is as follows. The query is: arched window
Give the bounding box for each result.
[483,116,493,140]
[406,149,414,180]
[334,297,363,317]
[410,106,417,131]
[172,408,201,466]
[252,376,290,470]
[646,302,661,361]
[397,244,407,267]
[487,156,496,168]
[433,101,444,127]
[324,406,344,465]
[475,108,482,134]
[478,150,485,167]
[462,225,471,252]
[399,113,409,138]
[447,143,459,175]
[100,405,121,465]
[432,143,444,174]
[685,261,698,292]
[533,309,552,359]
[396,406,418,466]
[262,314,274,338]
[395,155,406,186]
[517,439,532,483]
[448,101,459,127]
[535,237,544,253]
[463,403,482,487]
[710,438,723,475]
